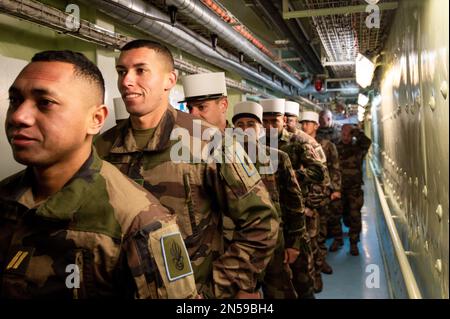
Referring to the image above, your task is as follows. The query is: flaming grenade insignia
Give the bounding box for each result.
[170,240,184,271]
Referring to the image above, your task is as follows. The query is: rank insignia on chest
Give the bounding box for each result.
[5,246,35,276]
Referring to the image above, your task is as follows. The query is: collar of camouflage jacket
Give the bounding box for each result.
[279,128,291,143]
[109,106,177,153]
[0,149,102,221]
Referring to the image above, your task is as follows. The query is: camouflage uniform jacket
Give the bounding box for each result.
[336,129,372,190]
[317,123,342,145]
[251,143,306,251]
[294,128,327,164]
[0,150,197,299]
[316,137,341,193]
[279,129,329,209]
[95,106,279,298]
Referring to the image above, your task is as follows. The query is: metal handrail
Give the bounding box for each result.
[369,160,422,299]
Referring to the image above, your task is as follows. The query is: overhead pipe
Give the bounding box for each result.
[0,0,267,97]
[166,0,307,90]
[85,0,296,96]
[251,0,323,75]
[0,0,131,48]
[199,0,301,80]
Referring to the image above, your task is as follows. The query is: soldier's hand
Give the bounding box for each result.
[304,207,314,217]
[235,290,262,299]
[330,191,341,201]
[284,248,300,264]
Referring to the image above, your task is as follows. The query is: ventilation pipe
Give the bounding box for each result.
[0,0,265,96]
[167,0,308,90]
[85,0,298,96]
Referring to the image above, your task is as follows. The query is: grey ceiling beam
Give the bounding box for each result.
[282,2,398,20]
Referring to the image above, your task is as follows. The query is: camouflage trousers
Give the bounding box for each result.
[307,209,322,290]
[317,203,331,271]
[262,228,298,299]
[328,187,364,243]
[290,211,318,299]
[327,199,343,239]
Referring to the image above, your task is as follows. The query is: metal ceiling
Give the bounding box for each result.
[289,0,397,79]
[1,0,397,104]
[159,0,397,103]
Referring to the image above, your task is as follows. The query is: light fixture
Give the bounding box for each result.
[355,53,375,88]
[358,93,369,106]
[358,105,366,122]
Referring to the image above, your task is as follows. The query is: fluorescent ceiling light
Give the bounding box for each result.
[358,93,369,106]
[355,53,375,88]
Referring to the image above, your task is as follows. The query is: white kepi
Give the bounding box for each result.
[285,101,300,117]
[300,111,319,124]
[260,98,285,114]
[180,72,227,103]
[232,101,263,124]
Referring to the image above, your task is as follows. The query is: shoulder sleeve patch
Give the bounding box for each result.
[160,232,193,282]
[148,223,197,298]
[315,145,327,164]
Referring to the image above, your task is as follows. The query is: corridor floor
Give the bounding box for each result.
[316,173,391,299]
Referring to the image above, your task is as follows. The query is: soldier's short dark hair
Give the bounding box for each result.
[31,50,105,103]
[121,39,174,71]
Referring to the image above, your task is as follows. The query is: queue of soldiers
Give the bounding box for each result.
[0,39,371,299]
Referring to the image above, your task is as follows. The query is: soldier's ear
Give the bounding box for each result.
[164,70,177,91]
[220,98,228,113]
[88,104,108,135]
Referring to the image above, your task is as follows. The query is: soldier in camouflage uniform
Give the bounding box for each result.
[232,101,307,299]
[300,111,341,282]
[283,102,332,293]
[95,40,279,299]
[261,98,327,299]
[317,109,345,251]
[317,109,342,144]
[0,50,197,299]
[331,124,372,256]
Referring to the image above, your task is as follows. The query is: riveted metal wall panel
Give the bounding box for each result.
[371,0,448,298]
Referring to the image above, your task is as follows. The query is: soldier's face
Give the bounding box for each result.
[234,117,261,137]
[319,112,331,127]
[6,62,101,167]
[262,114,284,135]
[285,116,298,133]
[300,121,318,136]
[116,48,176,118]
[187,97,227,129]
[341,125,353,144]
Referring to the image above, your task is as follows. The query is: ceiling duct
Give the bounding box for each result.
[166,0,308,90]
[0,0,272,96]
[85,0,300,96]
[250,0,323,74]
